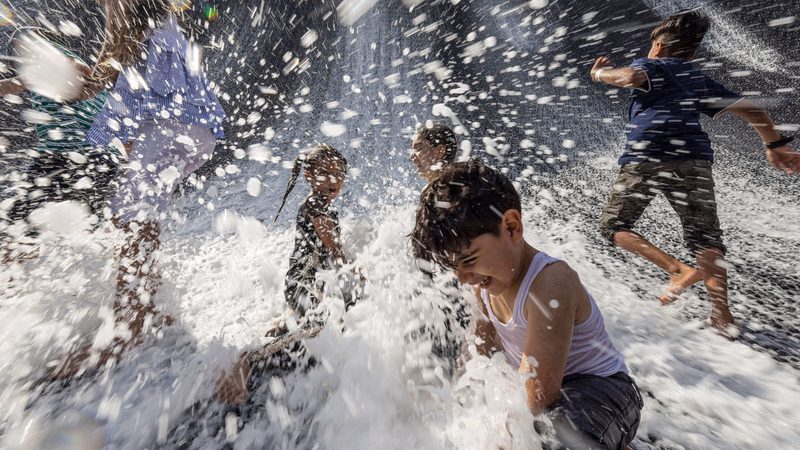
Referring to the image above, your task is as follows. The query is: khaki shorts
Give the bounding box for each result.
[599,159,725,254]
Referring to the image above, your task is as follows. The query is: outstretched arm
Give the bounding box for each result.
[0,77,25,96]
[590,56,648,90]
[723,100,800,174]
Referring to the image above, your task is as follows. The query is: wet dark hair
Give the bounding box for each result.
[416,123,458,164]
[105,0,171,66]
[411,160,521,269]
[650,10,710,58]
[274,144,347,222]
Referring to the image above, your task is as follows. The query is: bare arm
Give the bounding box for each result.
[0,77,25,96]
[590,56,648,90]
[723,100,781,142]
[472,287,503,357]
[520,262,582,414]
[312,215,347,264]
[723,100,800,174]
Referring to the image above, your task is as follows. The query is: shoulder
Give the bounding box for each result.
[629,57,659,70]
[532,261,580,294]
[304,198,337,223]
[527,261,583,314]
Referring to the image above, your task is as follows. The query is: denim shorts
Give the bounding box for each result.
[546,372,644,450]
[599,159,725,255]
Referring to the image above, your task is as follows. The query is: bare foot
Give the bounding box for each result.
[265,320,289,338]
[217,358,251,404]
[709,307,739,339]
[49,344,93,380]
[659,265,703,305]
[48,338,128,380]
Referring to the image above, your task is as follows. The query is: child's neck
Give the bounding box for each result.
[497,241,538,304]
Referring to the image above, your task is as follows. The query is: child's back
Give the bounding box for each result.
[622,57,740,164]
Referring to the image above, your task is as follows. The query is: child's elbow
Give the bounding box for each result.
[626,71,648,89]
[524,377,560,415]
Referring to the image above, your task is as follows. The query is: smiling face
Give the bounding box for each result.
[410,134,448,182]
[306,159,346,202]
[451,210,526,297]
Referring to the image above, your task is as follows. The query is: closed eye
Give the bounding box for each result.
[460,257,477,266]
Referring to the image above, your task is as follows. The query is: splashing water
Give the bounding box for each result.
[2,0,800,449]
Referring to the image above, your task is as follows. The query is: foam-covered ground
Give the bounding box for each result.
[2,150,800,449]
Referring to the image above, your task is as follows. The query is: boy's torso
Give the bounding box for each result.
[620,57,739,165]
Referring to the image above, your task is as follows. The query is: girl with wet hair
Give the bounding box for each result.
[53,0,225,377]
[217,145,355,404]
[270,144,352,334]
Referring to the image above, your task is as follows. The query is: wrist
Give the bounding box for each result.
[765,135,794,149]
[593,67,608,83]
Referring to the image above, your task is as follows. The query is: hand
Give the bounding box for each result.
[766,145,800,175]
[591,56,612,82]
[216,358,251,405]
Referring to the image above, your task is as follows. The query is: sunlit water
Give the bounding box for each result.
[2,0,800,449]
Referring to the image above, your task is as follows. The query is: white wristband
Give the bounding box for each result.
[594,68,607,83]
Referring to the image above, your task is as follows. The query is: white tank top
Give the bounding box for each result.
[481,251,627,377]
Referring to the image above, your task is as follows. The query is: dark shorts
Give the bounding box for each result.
[546,372,643,450]
[599,159,725,255]
[4,149,119,225]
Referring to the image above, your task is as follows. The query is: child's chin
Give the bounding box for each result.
[482,279,503,294]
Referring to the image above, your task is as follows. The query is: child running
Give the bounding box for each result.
[411,160,643,449]
[0,29,116,261]
[217,144,353,404]
[590,10,800,334]
[53,0,225,377]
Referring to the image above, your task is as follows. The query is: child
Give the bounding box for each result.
[217,145,351,404]
[410,122,458,183]
[268,144,353,335]
[54,0,225,377]
[409,122,470,371]
[411,160,643,450]
[0,29,116,260]
[589,10,800,334]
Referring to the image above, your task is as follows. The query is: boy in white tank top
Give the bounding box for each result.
[411,160,643,449]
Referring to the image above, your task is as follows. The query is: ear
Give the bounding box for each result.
[653,40,665,57]
[502,209,524,243]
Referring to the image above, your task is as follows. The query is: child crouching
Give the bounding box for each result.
[411,161,643,449]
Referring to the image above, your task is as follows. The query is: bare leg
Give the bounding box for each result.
[51,219,167,378]
[217,356,252,405]
[696,247,737,335]
[613,230,703,304]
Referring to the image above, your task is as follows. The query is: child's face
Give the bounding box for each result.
[307,160,345,202]
[410,135,447,182]
[451,211,525,296]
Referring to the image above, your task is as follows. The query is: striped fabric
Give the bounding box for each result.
[86,14,225,147]
[30,91,108,153]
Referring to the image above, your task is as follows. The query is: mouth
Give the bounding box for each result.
[478,276,492,288]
